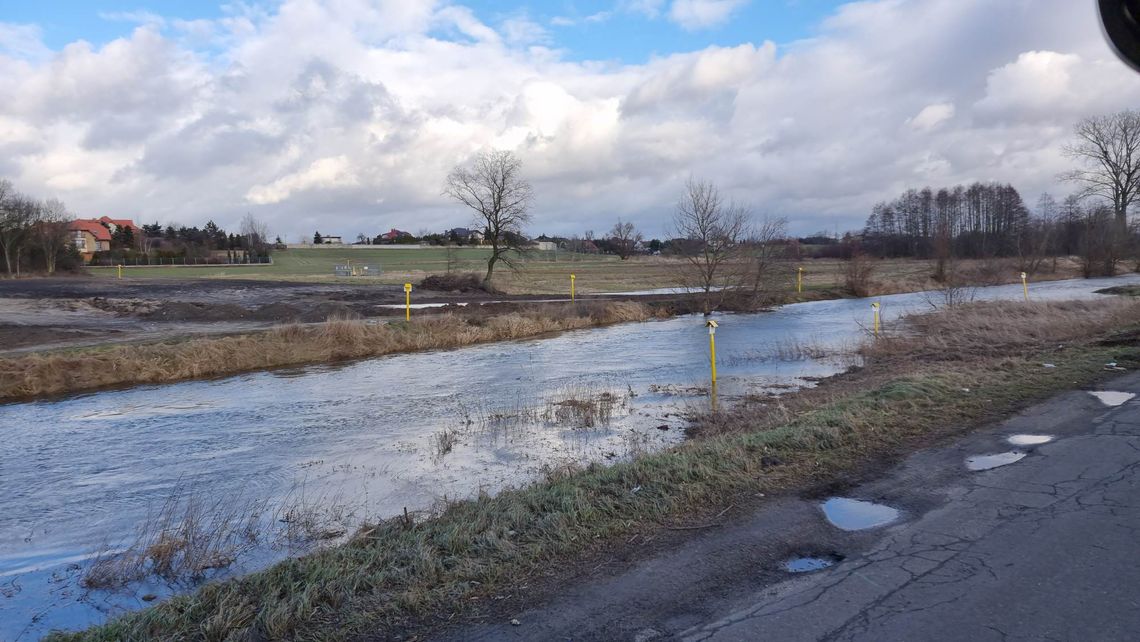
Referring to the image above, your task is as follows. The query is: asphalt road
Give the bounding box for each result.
[436,373,1140,642]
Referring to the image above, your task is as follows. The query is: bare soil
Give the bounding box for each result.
[0,276,695,355]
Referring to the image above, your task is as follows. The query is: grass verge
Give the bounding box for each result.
[0,301,664,401]
[51,299,1140,641]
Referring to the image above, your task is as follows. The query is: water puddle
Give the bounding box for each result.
[965,451,1026,471]
[784,554,842,573]
[1089,391,1136,407]
[1006,434,1053,446]
[820,498,900,531]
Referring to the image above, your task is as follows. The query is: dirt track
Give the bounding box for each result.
[0,277,493,354]
[0,276,684,355]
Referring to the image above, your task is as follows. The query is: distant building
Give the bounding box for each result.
[319,235,344,245]
[96,216,140,235]
[380,228,414,243]
[448,228,484,244]
[68,220,113,261]
[535,241,557,251]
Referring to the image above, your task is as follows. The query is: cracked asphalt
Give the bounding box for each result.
[435,373,1140,642]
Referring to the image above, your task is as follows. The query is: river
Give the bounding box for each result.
[1,273,1137,639]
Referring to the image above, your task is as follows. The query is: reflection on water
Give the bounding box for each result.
[820,498,901,531]
[1,273,1137,638]
[965,451,1027,471]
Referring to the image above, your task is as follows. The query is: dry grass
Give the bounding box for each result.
[0,301,664,401]
[55,299,1140,642]
[865,299,1140,363]
[83,484,267,590]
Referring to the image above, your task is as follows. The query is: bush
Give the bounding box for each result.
[419,272,488,293]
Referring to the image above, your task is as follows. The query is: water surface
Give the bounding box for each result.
[2,273,1137,638]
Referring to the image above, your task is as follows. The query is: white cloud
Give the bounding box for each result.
[500,15,549,45]
[908,103,955,131]
[246,156,360,205]
[668,0,750,30]
[1,0,1138,240]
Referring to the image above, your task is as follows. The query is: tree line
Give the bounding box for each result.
[0,179,81,276]
[862,110,1140,278]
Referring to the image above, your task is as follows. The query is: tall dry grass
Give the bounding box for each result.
[0,301,664,401]
[864,299,1140,363]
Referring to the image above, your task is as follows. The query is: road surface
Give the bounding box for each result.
[436,372,1140,642]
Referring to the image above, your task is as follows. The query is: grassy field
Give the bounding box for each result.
[86,247,1090,296]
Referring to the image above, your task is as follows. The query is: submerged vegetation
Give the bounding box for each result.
[0,301,664,401]
[52,298,1140,641]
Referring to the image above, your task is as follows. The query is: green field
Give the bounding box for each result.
[86,247,674,294]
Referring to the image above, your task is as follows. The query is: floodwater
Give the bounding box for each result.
[1007,434,1054,446]
[1089,391,1136,407]
[1,273,1137,638]
[820,498,901,531]
[784,555,842,573]
[965,451,1027,471]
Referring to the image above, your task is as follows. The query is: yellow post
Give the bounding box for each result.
[797,267,803,294]
[1021,272,1029,302]
[404,283,412,321]
[570,274,576,301]
[871,302,881,337]
[117,264,122,280]
[706,319,719,384]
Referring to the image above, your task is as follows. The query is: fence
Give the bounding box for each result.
[90,256,274,267]
[333,263,380,276]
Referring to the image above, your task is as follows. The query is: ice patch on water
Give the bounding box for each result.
[1089,391,1136,407]
[966,451,1026,471]
[820,498,900,531]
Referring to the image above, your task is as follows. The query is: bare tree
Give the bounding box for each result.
[35,198,71,274]
[609,219,643,260]
[443,150,533,286]
[1061,110,1140,232]
[240,213,269,260]
[671,178,750,313]
[1017,193,1057,275]
[0,188,36,277]
[742,216,790,305]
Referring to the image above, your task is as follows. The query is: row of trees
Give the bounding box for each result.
[861,111,1140,278]
[0,179,80,276]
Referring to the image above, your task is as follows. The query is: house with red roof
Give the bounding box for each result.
[68,220,113,262]
[67,217,138,262]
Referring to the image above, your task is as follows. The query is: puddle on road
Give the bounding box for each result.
[1089,391,1136,407]
[784,554,842,573]
[820,498,900,531]
[965,451,1026,471]
[1007,434,1054,446]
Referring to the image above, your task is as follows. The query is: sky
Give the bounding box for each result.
[2,0,1140,241]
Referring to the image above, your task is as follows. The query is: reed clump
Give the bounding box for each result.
[0,301,665,401]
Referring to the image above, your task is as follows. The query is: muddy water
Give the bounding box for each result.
[1,273,1137,638]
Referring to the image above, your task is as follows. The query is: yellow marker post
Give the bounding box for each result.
[797,267,804,294]
[706,319,719,383]
[871,302,881,337]
[404,283,412,321]
[570,274,576,301]
[1021,272,1029,302]
[117,264,123,280]
[707,319,719,411]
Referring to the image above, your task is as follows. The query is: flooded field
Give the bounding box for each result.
[1,273,1137,638]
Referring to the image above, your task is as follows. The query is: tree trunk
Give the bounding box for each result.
[484,253,496,286]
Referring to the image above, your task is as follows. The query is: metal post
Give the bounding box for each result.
[1021,272,1029,302]
[871,302,881,337]
[404,283,412,321]
[797,267,804,294]
[706,319,719,383]
[571,274,576,301]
